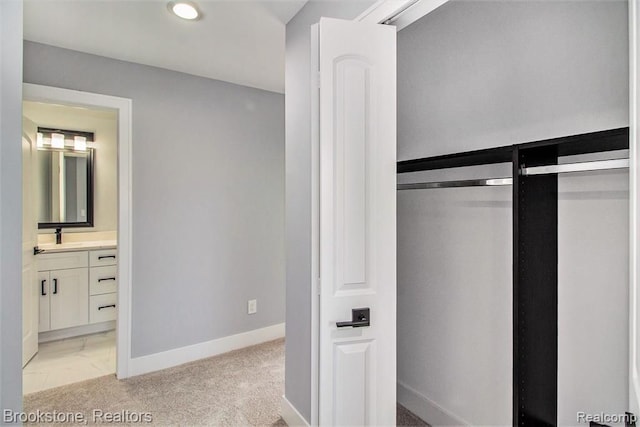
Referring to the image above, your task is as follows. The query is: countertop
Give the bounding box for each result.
[38,240,117,254]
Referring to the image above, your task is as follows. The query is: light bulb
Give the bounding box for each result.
[51,133,65,149]
[74,136,87,151]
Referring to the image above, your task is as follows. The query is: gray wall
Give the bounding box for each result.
[398,0,629,162]
[24,41,285,358]
[284,0,375,421]
[558,164,629,426]
[397,167,513,424]
[0,0,24,414]
[397,1,629,425]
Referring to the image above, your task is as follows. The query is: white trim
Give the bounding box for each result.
[310,22,320,427]
[630,0,640,416]
[397,381,470,427]
[128,323,285,377]
[281,395,311,427]
[356,0,450,31]
[22,83,133,379]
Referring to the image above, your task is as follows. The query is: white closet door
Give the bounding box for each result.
[315,17,396,426]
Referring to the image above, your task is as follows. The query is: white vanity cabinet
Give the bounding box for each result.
[38,252,89,332]
[37,246,117,337]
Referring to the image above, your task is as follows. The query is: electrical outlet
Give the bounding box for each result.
[248,299,257,315]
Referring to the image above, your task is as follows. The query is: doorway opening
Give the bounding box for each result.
[394,1,629,425]
[22,101,119,393]
[21,84,133,397]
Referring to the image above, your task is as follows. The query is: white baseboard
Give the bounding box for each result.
[280,395,310,427]
[39,320,115,343]
[128,323,285,377]
[397,381,470,426]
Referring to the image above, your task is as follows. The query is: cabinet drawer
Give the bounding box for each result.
[38,251,88,271]
[90,266,118,295]
[89,293,117,324]
[90,249,117,267]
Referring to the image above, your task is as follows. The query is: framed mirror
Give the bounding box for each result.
[37,128,94,229]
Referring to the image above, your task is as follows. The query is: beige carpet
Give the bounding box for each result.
[25,338,287,426]
[397,404,429,427]
[25,337,428,426]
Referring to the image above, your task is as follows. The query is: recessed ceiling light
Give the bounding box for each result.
[169,2,200,20]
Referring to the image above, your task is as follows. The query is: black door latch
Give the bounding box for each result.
[336,308,370,328]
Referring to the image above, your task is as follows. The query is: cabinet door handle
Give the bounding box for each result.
[53,278,58,295]
[41,279,47,296]
[98,304,116,310]
[98,277,116,282]
[98,255,116,260]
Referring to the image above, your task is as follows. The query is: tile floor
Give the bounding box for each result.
[23,330,116,395]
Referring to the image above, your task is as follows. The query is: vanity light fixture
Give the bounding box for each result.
[169,1,200,20]
[51,133,65,149]
[37,128,95,150]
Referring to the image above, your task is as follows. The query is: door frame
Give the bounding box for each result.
[629,0,640,418]
[309,0,640,423]
[22,83,133,380]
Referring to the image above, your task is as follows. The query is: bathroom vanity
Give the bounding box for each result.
[28,128,120,343]
[36,241,117,341]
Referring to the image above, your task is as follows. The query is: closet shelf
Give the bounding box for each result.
[397,127,629,174]
[397,145,512,173]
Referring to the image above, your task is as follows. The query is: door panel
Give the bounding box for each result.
[333,340,375,425]
[316,17,396,426]
[336,57,369,291]
[22,117,39,366]
[50,268,89,330]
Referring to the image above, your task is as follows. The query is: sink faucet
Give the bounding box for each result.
[55,227,62,245]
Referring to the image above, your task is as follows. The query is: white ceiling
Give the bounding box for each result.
[24,0,308,93]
